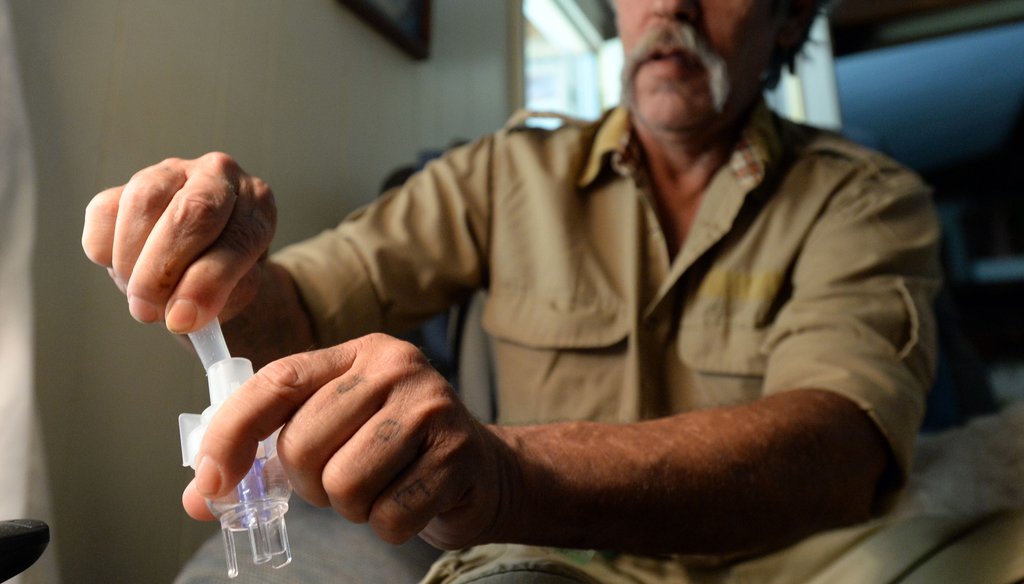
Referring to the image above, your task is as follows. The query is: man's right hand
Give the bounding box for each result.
[82,152,277,334]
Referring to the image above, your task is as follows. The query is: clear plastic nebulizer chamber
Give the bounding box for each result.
[178,319,294,578]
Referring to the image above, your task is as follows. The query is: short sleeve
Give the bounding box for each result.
[761,157,942,493]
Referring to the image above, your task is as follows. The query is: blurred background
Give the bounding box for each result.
[3,0,1022,582]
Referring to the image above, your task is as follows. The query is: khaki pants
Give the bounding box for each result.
[423,510,1024,584]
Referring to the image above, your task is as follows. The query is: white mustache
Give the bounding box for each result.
[622,23,730,113]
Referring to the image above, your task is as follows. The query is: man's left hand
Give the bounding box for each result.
[182,333,518,549]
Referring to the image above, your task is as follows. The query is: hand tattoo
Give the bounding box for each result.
[374,419,402,442]
[393,478,432,511]
[333,375,365,395]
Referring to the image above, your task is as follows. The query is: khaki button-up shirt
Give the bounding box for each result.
[273,101,941,485]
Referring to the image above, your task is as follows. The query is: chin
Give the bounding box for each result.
[634,91,714,132]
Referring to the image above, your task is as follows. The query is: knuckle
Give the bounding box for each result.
[248,178,278,231]
[158,156,185,168]
[126,167,150,186]
[408,372,458,415]
[84,187,119,218]
[324,477,369,524]
[255,359,305,397]
[277,462,331,509]
[82,246,107,268]
[123,177,174,217]
[369,506,415,545]
[290,483,330,510]
[249,176,273,205]
[409,387,460,426]
[172,190,224,229]
[417,391,462,422]
[378,336,428,367]
[360,331,393,345]
[201,151,239,174]
[322,470,359,504]
[274,428,309,471]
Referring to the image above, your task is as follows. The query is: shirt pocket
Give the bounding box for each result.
[677,323,769,408]
[482,287,629,348]
[481,288,631,423]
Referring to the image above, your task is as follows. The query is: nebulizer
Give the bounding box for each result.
[178,319,293,578]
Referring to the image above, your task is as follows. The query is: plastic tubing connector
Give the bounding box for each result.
[179,319,293,578]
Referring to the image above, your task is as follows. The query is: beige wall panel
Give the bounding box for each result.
[9,0,514,581]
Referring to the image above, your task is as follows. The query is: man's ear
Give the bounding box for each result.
[776,0,819,49]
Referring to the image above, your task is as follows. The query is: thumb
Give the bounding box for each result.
[182,477,217,521]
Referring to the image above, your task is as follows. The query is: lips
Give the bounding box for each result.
[639,46,705,77]
[642,45,702,71]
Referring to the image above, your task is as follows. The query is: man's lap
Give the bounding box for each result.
[175,498,1024,584]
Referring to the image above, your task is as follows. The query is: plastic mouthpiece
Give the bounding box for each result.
[188,319,231,370]
[178,317,294,578]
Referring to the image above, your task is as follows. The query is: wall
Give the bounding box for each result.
[8,0,517,581]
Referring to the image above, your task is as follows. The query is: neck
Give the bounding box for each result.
[635,120,734,193]
[632,114,740,256]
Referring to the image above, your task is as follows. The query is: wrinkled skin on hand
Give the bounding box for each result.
[83,154,519,547]
[82,152,277,333]
[182,333,519,549]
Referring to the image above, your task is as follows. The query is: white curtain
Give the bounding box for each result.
[0,0,58,582]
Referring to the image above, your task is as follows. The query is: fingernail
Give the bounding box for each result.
[128,295,160,323]
[166,298,197,333]
[196,456,223,497]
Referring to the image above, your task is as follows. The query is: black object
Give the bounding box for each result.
[0,520,49,583]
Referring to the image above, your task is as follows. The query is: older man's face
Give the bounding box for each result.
[616,0,789,134]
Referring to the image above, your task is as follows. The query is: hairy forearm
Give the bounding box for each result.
[220,261,317,368]
[491,389,889,557]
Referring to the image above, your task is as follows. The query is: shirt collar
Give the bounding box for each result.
[576,99,782,191]
[577,107,632,188]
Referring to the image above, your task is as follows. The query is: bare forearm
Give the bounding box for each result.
[220,261,317,368]
[492,389,889,557]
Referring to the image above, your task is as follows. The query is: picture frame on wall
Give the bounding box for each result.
[338,0,432,60]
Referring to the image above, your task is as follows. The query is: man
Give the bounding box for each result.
[82,1,950,582]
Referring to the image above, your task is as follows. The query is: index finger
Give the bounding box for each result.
[124,167,238,324]
[82,186,123,268]
[111,161,189,291]
[194,345,359,500]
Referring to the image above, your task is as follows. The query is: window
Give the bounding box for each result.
[521,3,839,130]
[522,0,619,120]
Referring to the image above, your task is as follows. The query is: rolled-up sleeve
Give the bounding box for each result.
[762,160,942,485]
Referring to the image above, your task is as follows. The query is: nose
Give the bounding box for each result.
[654,0,699,22]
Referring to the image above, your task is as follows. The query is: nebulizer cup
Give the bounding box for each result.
[178,319,293,578]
